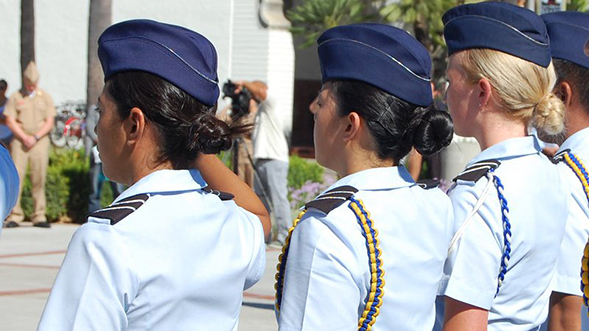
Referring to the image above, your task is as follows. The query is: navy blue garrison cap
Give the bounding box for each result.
[98,19,219,106]
[317,23,432,107]
[542,11,589,69]
[443,1,551,68]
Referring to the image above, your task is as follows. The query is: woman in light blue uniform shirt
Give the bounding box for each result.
[37,19,270,331]
[275,23,455,331]
[437,2,569,330]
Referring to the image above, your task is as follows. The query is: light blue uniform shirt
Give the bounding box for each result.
[0,144,18,234]
[439,135,569,331]
[37,169,266,331]
[552,127,589,295]
[278,166,454,331]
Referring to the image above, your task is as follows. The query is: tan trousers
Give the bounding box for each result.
[236,138,254,188]
[8,137,50,222]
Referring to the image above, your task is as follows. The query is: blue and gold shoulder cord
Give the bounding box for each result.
[452,160,511,295]
[555,150,589,316]
[274,195,385,331]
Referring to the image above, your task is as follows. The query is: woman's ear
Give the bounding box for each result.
[554,81,573,108]
[477,78,493,110]
[343,111,362,142]
[125,107,147,145]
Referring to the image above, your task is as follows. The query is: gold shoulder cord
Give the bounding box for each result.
[561,152,589,315]
[274,197,385,331]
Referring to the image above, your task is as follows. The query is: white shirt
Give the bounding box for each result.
[552,127,589,295]
[0,144,18,232]
[37,169,266,331]
[278,166,454,331]
[252,91,289,163]
[440,135,569,331]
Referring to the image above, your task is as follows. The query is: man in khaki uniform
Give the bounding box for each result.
[4,62,55,228]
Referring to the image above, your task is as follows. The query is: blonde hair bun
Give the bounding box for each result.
[532,92,565,136]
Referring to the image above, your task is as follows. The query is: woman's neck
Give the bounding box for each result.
[475,112,527,150]
[339,148,395,177]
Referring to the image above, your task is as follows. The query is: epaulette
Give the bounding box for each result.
[202,187,234,201]
[552,148,571,164]
[453,159,501,182]
[304,185,358,214]
[416,179,440,189]
[89,193,150,225]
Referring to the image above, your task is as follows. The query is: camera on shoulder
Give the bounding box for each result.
[222,80,253,121]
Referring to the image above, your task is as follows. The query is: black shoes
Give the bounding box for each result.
[4,221,19,228]
[33,221,51,228]
[2,220,51,228]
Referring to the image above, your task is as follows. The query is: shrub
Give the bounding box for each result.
[21,147,90,223]
[287,154,324,191]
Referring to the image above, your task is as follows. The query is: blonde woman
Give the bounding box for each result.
[438,2,570,331]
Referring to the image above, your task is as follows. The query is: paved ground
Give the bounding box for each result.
[0,223,279,331]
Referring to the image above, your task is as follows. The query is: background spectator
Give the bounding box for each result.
[0,79,13,147]
[4,62,55,228]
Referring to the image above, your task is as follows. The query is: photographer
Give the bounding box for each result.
[232,80,290,245]
[219,81,257,187]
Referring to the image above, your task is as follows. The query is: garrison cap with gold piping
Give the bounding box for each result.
[443,1,551,68]
[317,23,433,107]
[98,19,219,107]
[542,11,589,70]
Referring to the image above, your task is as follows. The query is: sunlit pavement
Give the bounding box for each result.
[0,223,279,331]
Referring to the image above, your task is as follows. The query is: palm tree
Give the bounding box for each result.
[381,0,480,87]
[287,0,383,48]
[86,0,112,108]
[20,0,35,79]
[567,0,589,11]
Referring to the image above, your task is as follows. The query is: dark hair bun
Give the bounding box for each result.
[413,107,453,156]
[190,112,233,155]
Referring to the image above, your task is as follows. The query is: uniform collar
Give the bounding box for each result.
[559,127,589,153]
[114,169,207,203]
[324,166,415,192]
[468,135,541,166]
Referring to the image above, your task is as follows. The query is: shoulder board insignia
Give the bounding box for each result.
[202,187,235,201]
[304,185,358,214]
[89,193,150,226]
[453,159,501,182]
[416,179,440,189]
[552,148,571,164]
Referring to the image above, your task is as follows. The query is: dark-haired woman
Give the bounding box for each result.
[37,20,270,331]
[274,23,454,330]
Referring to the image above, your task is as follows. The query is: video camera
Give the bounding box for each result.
[222,80,253,121]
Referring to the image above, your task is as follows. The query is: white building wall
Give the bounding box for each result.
[113,0,233,106]
[1,0,234,107]
[267,29,294,135]
[230,0,269,81]
[0,0,295,133]
[36,0,89,104]
[0,0,26,97]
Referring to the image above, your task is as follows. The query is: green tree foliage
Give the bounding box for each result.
[567,0,589,11]
[381,0,482,85]
[287,0,382,48]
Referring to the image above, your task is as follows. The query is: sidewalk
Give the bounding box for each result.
[0,223,279,331]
